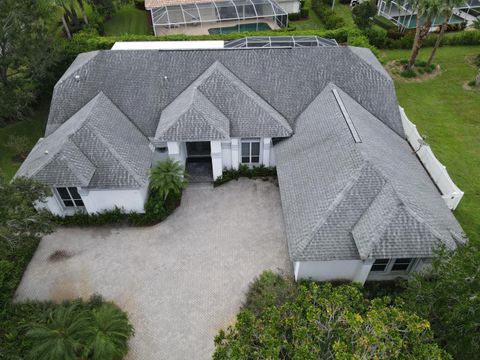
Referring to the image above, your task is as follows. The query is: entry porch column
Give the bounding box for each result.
[211,141,223,180]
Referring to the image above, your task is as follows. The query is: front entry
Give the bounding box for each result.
[186,142,213,183]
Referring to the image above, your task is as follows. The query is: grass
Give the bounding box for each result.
[381,45,480,243]
[0,100,49,180]
[104,4,152,36]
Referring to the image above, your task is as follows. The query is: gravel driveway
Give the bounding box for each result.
[15,179,291,360]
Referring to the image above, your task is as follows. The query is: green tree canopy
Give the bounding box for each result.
[214,272,450,359]
[402,243,480,359]
[0,0,58,122]
[352,0,377,29]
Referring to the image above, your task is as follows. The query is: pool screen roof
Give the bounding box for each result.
[151,0,288,27]
[224,36,339,48]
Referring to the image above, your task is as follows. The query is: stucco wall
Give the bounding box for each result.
[295,260,373,284]
[35,195,65,217]
[79,187,148,214]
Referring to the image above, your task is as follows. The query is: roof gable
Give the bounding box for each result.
[156,85,230,141]
[16,92,153,188]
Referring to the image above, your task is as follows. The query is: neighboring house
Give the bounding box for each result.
[374,0,479,29]
[144,0,291,36]
[16,39,465,283]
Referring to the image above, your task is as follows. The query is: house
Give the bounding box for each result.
[15,39,465,283]
[144,0,291,36]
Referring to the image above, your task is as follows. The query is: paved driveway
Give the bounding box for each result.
[15,179,291,360]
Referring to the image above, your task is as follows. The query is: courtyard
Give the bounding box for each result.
[15,179,291,360]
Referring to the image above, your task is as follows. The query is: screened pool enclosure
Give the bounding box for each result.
[151,0,288,35]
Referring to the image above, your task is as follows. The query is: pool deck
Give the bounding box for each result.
[154,18,279,35]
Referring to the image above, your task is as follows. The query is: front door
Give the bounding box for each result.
[186,142,211,158]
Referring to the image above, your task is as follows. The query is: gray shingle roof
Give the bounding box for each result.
[156,89,230,141]
[275,84,464,261]
[16,92,153,189]
[46,47,404,138]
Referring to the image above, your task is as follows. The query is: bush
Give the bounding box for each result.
[213,165,277,187]
[311,0,346,30]
[214,273,450,359]
[59,191,181,227]
[400,68,417,78]
[371,15,396,30]
[363,26,387,48]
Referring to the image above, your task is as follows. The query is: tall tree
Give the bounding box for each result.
[407,0,442,69]
[426,0,465,66]
[0,0,57,121]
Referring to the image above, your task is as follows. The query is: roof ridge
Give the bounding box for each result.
[192,91,230,138]
[292,161,370,259]
[202,61,293,134]
[59,140,96,186]
[347,47,391,81]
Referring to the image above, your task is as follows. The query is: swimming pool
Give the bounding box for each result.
[208,22,271,34]
[394,14,465,29]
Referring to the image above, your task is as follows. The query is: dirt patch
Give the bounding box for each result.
[49,250,74,262]
[384,61,441,82]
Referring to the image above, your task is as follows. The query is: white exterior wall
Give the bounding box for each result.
[35,195,65,217]
[167,141,187,167]
[295,260,374,284]
[211,141,223,179]
[221,141,232,169]
[79,187,148,214]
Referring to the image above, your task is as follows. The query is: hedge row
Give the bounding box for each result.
[214,165,277,187]
[365,27,480,49]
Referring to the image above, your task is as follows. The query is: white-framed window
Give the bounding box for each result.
[56,187,85,208]
[390,258,414,272]
[370,258,390,272]
[241,138,260,164]
[370,258,415,273]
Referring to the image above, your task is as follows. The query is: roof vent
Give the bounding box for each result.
[74,74,81,82]
[44,150,49,155]
[332,89,362,143]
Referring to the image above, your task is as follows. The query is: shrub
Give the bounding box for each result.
[400,68,416,78]
[311,0,346,30]
[214,273,450,359]
[213,166,277,187]
[371,15,396,30]
[363,26,387,48]
[468,79,476,86]
[474,19,480,30]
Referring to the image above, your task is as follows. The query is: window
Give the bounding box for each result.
[241,139,260,164]
[371,258,390,272]
[56,187,84,208]
[391,258,413,272]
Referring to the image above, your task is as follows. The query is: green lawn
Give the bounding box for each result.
[381,46,480,243]
[104,4,152,36]
[0,101,49,180]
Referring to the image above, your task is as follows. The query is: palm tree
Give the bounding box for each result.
[86,303,134,360]
[50,0,72,39]
[149,159,187,201]
[426,0,464,66]
[407,0,442,69]
[26,304,91,360]
[77,0,89,25]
